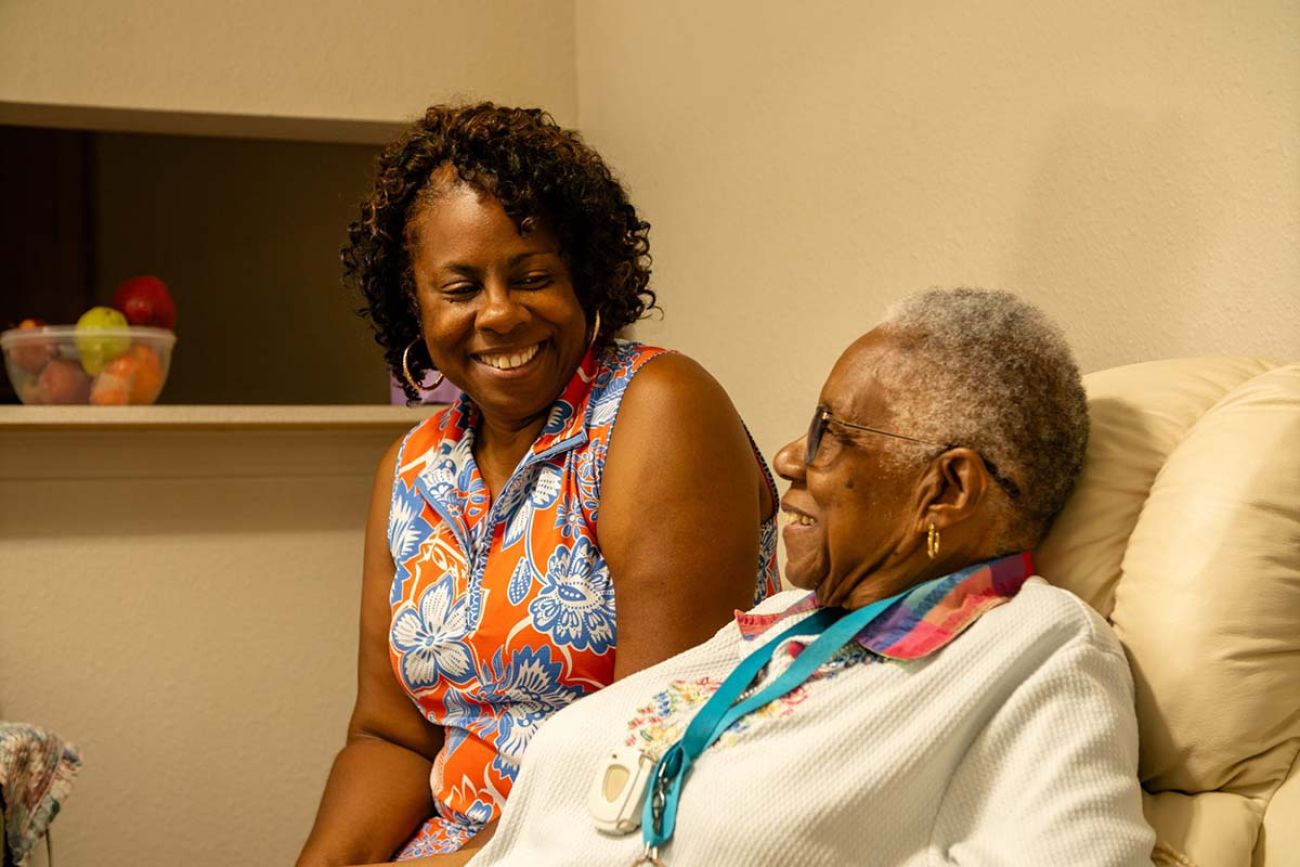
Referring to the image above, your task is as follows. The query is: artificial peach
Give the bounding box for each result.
[38,358,92,404]
[125,344,164,403]
[89,383,130,405]
[91,356,138,405]
[128,344,162,373]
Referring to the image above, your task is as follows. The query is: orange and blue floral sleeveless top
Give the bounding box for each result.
[387,340,779,857]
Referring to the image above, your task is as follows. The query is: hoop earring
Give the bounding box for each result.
[587,310,603,353]
[402,337,445,393]
[927,523,940,560]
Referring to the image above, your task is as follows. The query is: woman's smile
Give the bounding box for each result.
[472,340,546,375]
[780,502,818,530]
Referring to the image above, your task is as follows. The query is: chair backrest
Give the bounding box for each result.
[1037,357,1300,867]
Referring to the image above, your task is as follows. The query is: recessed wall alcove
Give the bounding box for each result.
[1,107,401,405]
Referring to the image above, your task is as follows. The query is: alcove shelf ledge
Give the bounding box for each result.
[0,404,439,431]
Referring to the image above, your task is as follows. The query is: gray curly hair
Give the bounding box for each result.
[876,288,1089,549]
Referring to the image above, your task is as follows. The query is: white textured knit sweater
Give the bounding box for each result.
[470,578,1156,866]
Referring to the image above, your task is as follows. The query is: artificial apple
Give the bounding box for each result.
[75,306,130,375]
[38,358,92,404]
[112,275,177,329]
[9,318,56,374]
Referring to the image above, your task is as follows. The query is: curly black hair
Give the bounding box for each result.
[344,102,656,400]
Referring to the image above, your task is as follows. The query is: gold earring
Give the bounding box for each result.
[927,523,940,560]
[587,310,603,352]
[402,337,445,393]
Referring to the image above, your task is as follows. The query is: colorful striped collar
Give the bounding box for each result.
[735,552,1035,660]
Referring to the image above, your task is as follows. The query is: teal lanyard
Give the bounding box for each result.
[639,588,910,854]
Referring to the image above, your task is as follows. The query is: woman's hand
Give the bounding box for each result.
[599,353,771,679]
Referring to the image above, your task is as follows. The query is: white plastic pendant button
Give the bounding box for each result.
[588,745,655,835]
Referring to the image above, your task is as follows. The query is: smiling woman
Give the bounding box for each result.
[294,104,781,867]
[461,288,1154,867]
[405,178,590,452]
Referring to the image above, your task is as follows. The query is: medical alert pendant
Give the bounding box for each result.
[588,745,655,834]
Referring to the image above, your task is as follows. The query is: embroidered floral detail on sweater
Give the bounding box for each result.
[624,641,873,757]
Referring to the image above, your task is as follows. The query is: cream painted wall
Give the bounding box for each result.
[0,419,416,867]
[0,0,577,129]
[575,0,1300,461]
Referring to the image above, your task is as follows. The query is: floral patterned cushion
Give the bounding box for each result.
[0,723,81,867]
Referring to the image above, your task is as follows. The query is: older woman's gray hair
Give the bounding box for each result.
[877,287,1088,549]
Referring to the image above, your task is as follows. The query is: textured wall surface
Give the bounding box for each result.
[575,0,1300,461]
[0,0,577,127]
[0,424,401,867]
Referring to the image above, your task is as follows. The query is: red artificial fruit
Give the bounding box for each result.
[112,276,177,329]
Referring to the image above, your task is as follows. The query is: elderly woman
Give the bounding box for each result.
[459,288,1155,866]
[296,104,780,866]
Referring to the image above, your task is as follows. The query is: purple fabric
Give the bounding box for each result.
[389,371,462,406]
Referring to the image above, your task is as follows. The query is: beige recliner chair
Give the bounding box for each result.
[1038,357,1300,866]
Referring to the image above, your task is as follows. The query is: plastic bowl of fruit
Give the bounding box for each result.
[2,323,177,405]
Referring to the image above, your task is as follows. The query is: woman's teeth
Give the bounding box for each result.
[785,512,816,526]
[478,343,540,370]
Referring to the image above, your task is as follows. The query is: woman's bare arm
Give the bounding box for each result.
[297,438,446,867]
[599,353,770,680]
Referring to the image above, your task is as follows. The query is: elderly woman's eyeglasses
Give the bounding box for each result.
[804,407,1022,500]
